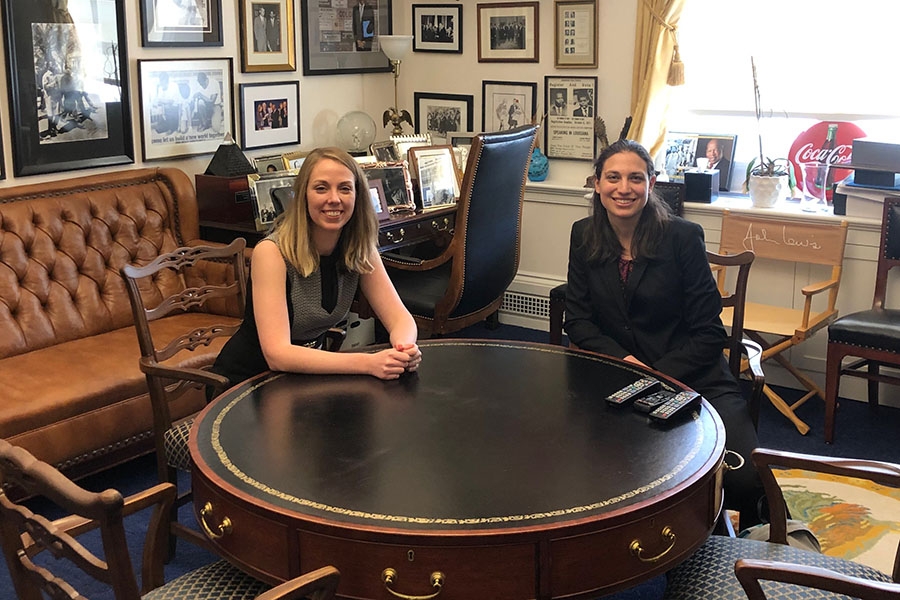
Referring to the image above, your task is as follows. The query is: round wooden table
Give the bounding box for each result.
[190,340,725,600]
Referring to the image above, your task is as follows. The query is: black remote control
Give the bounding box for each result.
[605,377,661,406]
[632,390,675,413]
[649,391,702,423]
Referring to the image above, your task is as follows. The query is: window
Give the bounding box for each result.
[665,0,900,190]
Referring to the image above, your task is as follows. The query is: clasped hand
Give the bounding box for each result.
[370,343,422,380]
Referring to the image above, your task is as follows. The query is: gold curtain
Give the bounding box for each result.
[628,0,686,157]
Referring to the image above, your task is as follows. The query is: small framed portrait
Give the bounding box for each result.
[368,178,391,221]
[137,58,234,161]
[370,140,401,162]
[140,0,223,47]
[360,162,417,213]
[281,150,309,171]
[408,146,460,209]
[239,0,296,72]
[253,154,285,174]
[482,80,537,133]
[248,170,298,231]
[477,2,539,63]
[413,92,474,141]
[554,0,598,68]
[239,81,300,150]
[412,4,462,53]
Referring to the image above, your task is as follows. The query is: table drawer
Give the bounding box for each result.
[193,475,291,582]
[378,213,454,251]
[299,532,536,600]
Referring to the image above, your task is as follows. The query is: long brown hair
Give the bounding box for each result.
[273,147,378,276]
[584,139,672,263]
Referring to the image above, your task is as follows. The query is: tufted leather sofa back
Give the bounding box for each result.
[0,168,201,359]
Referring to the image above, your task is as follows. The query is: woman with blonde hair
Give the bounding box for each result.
[212,147,420,389]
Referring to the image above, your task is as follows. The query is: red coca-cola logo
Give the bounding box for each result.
[789,121,867,201]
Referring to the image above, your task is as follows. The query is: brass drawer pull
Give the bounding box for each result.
[381,567,445,600]
[386,228,406,243]
[629,526,676,563]
[432,218,450,232]
[199,502,233,539]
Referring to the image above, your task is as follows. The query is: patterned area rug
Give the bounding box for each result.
[775,468,900,577]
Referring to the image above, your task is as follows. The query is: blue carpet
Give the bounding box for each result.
[2,322,897,600]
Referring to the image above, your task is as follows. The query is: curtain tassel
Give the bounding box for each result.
[667,44,685,86]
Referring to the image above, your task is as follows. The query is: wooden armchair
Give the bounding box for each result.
[383,124,538,337]
[825,196,900,443]
[736,559,900,600]
[121,240,247,554]
[0,438,340,600]
[663,448,900,599]
[718,210,849,435]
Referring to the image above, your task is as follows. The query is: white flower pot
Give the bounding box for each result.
[748,174,789,208]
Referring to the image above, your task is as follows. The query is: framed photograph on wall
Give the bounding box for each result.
[554,0,597,68]
[239,81,300,150]
[140,0,223,47]
[412,3,462,53]
[238,0,296,72]
[482,80,537,132]
[300,0,393,76]
[137,58,234,161]
[3,0,134,176]
[477,2,539,63]
[414,92,474,141]
[544,75,597,160]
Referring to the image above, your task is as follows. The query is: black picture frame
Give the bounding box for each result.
[300,0,393,76]
[139,0,223,47]
[659,132,737,191]
[412,3,462,53]
[413,92,474,141]
[2,0,134,177]
[239,81,300,151]
[543,75,598,160]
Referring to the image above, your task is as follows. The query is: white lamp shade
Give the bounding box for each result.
[380,35,413,61]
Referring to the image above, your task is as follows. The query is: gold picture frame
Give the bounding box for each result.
[554,0,598,68]
[238,0,297,72]
[281,150,309,171]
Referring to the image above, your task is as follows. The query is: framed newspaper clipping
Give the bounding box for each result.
[544,75,597,160]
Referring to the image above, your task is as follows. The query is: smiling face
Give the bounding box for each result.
[594,151,655,224]
[706,139,722,163]
[306,158,357,252]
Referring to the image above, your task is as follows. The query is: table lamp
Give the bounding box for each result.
[380,35,413,135]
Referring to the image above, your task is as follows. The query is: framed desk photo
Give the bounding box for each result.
[409,146,460,209]
[140,0,223,47]
[360,162,416,213]
[367,178,391,221]
[248,170,297,231]
[370,140,400,162]
[300,0,393,76]
[281,150,309,171]
[3,0,134,176]
[137,58,234,161]
[658,132,737,190]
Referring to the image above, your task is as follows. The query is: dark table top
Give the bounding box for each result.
[193,340,724,534]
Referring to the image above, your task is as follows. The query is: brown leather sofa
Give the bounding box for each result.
[0,167,242,484]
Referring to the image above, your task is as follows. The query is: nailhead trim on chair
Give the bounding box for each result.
[143,559,271,600]
[164,419,194,471]
[664,535,892,599]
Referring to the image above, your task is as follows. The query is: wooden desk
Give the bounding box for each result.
[200,205,456,253]
[190,340,725,599]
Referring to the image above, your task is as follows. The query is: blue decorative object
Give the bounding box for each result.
[528,147,549,182]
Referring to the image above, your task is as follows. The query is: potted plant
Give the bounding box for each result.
[742,57,797,208]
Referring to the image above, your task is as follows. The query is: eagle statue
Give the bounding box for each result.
[383,107,413,135]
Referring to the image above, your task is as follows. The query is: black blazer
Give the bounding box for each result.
[564,216,739,399]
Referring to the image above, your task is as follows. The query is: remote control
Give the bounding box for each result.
[605,377,661,406]
[632,390,675,413]
[649,391,702,423]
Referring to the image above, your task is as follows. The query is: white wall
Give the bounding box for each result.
[0,1,638,189]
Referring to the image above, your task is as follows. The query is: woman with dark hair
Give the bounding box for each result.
[212,147,420,389]
[564,139,763,528]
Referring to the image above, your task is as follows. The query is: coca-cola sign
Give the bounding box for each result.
[789,121,867,202]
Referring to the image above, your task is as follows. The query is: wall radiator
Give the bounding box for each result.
[500,291,550,319]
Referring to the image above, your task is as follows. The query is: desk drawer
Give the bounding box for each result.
[192,474,290,582]
[378,213,454,251]
[299,532,536,600]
